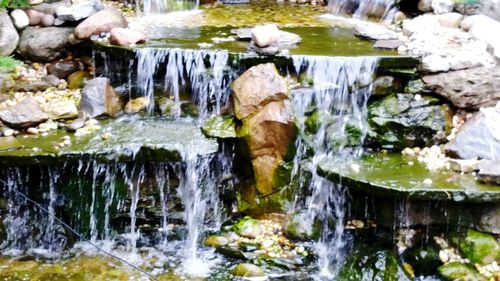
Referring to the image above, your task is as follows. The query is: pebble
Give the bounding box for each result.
[27,128,39,134]
[423,178,433,185]
[62,139,71,146]
[3,129,14,137]
[439,250,449,263]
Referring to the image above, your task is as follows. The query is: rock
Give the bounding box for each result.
[354,24,399,40]
[204,235,229,248]
[337,248,412,281]
[475,204,500,234]
[40,14,55,27]
[461,15,500,60]
[46,60,82,78]
[435,13,463,28]
[109,27,145,46]
[418,0,433,12]
[422,67,500,109]
[124,97,148,114]
[403,243,441,276]
[367,93,451,150]
[14,79,53,92]
[30,0,43,5]
[438,262,487,281]
[431,0,455,14]
[420,55,450,73]
[201,116,237,138]
[10,9,29,30]
[74,7,127,40]
[373,39,404,50]
[66,111,87,132]
[67,70,91,89]
[232,217,263,238]
[0,72,15,93]
[25,9,45,26]
[251,24,280,48]
[231,63,288,120]
[373,76,398,96]
[402,15,441,36]
[446,106,500,160]
[284,210,321,241]
[480,0,500,21]
[231,263,265,277]
[41,74,60,86]
[448,159,481,173]
[458,229,500,265]
[80,77,122,118]
[31,1,70,16]
[55,0,103,22]
[0,98,49,129]
[232,28,252,41]
[0,12,19,56]
[477,160,500,185]
[42,99,78,120]
[156,97,178,116]
[18,27,73,62]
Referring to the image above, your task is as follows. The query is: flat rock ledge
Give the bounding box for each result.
[317,153,500,203]
[0,118,218,166]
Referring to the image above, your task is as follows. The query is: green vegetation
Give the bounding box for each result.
[0,0,29,9]
[0,56,21,72]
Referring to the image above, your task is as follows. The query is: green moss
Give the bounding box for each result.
[0,56,20,72]
[202,116,237,138]
[438,262,487,281]
[458,229,500,265]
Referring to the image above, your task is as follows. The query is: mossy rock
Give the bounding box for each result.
[284,210,321,241]
[201,116,237,138]
[231,263,265,277]
[403,244,441,276]
[232,216,262,238]
[458,229,500,265]
[438,262,487,281]
[204,235,230,248]
[67,70,91,90]
[337,247,412,281]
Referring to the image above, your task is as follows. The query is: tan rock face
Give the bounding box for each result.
[231,63,288,120]
[232,64,295,195]
[74,7,127,40]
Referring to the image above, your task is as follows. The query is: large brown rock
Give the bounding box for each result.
[0,98,49,129]
[80,78,122,118]
[231,63,288,120]
[74,7,127,40]
[422,67,500,110]
[232,64,295,195]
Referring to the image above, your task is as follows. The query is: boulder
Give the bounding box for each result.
[0,12,19,56]
[422,67,500,109]
[461,15,500,59]
[284,210,321,241]
[431,0,455,14]
[80,77,122,118]
[46,60,82,78]
[124,97,148,113]
[251,24,280,48]
[420,54,450,73]
[445,105,500,159]
[458,229,500,265]
[248,26,301,55]
[354,24,399,40]
[367,93,451,150]
[25,9,45,26]
[42,99,78,120]
[438,262,487,281]
[109,27,145,46]
[17,27,73,62]
[0,98,49,129]
[55,0,103,22]
[231,263,265,277]
[477,160,500,185]
[74,7,127,40]
[10,9,29,30]
[231,63,288,120]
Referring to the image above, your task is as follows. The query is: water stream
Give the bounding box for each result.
[328,0,397,21]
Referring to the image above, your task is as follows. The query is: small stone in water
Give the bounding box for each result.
[27,127,39,134]
[423,178,433,185]
[352,220,364,228]
[3,129,14,137]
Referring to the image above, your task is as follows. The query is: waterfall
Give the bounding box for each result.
[136,48,233,120]
[290,55,378,278]
[328,0,397,21]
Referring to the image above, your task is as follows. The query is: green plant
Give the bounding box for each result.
[0,56,21,72]
[0,0,29,9]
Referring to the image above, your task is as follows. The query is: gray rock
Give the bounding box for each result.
[17,27,74,62]
[40,14,55,27]
[41,74,60,86]
[461,15,500,60]
[74,7,127,40]
[480,0,500,21]
[248,25,301,55]
[55,0,103,22]
[0,12,19,56]
[354,24,398,40]
[14,79,53,92]
[422,67,500,109]
[445,105,500,160]
[0,98,49,129]
[31,0,71,15]
[231,28,252,41]
[373,39,404,50]
[10,9,29,30]
[46,60,81,78]
[420,55,450,73]
[42,99,78,120]
[477,160,500,186]
[80,77,122,118]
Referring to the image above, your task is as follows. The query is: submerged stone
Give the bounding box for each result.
[458,229,500,265]
[284,210,321,241]
[403,244,441,276]
[231,263,265,277]
[438,262,487,281]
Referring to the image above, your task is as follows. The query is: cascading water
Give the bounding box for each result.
[328,0,397,21]
[290,55,378,278]
[135,48,234,120]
